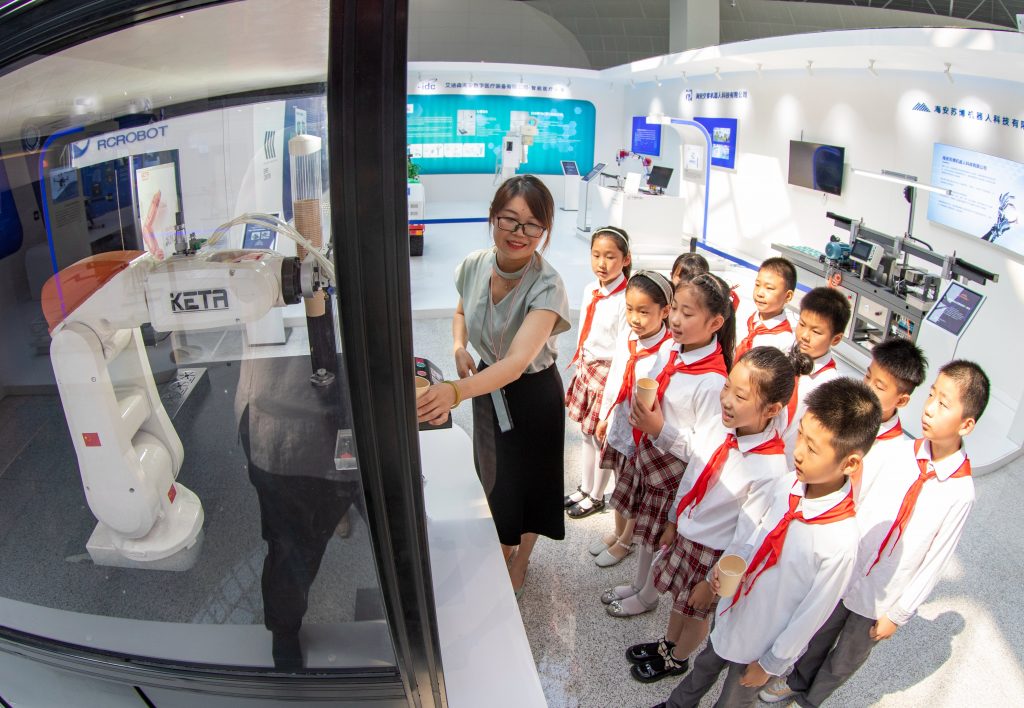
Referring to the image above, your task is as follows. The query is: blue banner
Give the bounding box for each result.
[407,94,595,175]
[694,116,738,170]
[631,116,661,156]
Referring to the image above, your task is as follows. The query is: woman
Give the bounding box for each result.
[417,175,571,598]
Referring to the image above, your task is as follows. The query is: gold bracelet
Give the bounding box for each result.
[442,380,463,409]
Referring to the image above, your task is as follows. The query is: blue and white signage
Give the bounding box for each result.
[694,117,738,170]
[631,116,662,157]
[928,143,1024,256]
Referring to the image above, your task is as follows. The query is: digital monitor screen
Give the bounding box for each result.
[631,116,662,156]
[788,140,845,196]
[581,162,606,182]
[647,166,674,190]
[243,223,278,250]
[926,282,984,337]
[561,160,579,176]
[850,239,873,261]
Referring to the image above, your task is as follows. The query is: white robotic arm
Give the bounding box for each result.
[46,246,319,569]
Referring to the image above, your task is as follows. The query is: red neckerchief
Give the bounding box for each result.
[635,343,728,445]
[722,486,856,613]
[876,418,904,441]
[735,313,792,360]
[568,277,627,368]
[867,438,971,574]
[786,358,837,424]
[606,330,673,420]
[676,433,785,519]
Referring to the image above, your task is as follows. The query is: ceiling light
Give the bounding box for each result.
[756,62,762,77]
[714,66,722,81]
[656,75,662,86]
[944,62,954,84]
[868,59,878,77]
[852,168,951,196]
[681,71,688,83]
[630,79,636,87]
[806,60,813,76]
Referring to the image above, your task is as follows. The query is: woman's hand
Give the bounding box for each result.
[454,347,478,379]
[629,395,664,439]
[417,383,457,425]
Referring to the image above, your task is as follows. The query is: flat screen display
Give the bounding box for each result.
[561,160,579,176]
[631,116,662,156]
[647,166,673,190]
[926,282,984,337]
[581,162,605,182]
[788,140,845,196]
[243,220,278,250]
[694,117,739,170]
[927,143,1024,256]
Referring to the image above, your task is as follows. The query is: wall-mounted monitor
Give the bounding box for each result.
[927,143,1024,257]
[694,117,738,170]
[631,116,662,157]
[788,140,845,196]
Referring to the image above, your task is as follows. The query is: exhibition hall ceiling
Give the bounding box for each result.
[523,0,1010,69]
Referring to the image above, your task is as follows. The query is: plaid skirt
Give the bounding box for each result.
[565,358,610,436]
[653,535,723,620]
[605,445,637,517]
[609,437,686,550]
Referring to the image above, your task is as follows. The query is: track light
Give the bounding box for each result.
[756,63,762,77]
[714,66,722,81]
[656,75,662,86]
[868,59,878,77]
[806,60,813,76]
[944,62,954,84]
[567,77,572,87]
[630,79,636,87]
[681,71,688,83]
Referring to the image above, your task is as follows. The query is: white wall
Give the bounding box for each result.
[624,67,1024,404]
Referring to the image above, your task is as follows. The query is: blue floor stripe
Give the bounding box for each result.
[410,217,489,225]
[696,241,812,293]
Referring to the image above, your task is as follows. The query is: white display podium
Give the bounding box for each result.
[582,183,689,261]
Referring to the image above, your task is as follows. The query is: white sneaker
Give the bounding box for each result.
[759,677,795,704]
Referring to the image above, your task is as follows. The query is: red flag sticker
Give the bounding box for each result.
[83,433,101,447]
[168,485,177,503]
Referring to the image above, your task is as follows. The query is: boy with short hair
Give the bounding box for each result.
[735,257,798,360]
[761,360,988,708]
[655,378,881,708]
[854,337,928,499]
[780,287,852,467]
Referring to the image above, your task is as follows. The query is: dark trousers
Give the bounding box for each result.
[787,603,877,708]
[247,464,357,636]
[666,643,762,708]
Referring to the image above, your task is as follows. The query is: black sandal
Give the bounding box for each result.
[567,496,605,519]
[629,651,689,684]
[626,637,673,664]
[563,486,585,508]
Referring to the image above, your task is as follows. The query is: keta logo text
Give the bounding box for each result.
[170,289,229,313]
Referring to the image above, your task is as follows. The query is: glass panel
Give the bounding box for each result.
[0,0,394,673]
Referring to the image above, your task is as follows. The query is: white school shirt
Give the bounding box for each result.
[779,352,840,468]
[843,439,974,625]
[650,338,727,465]
[744,311,796,354]
[575,274,628,363]
[710,475,859,676]
[668,419,788,553]
[855,414,906,503]
[602,326,672,458]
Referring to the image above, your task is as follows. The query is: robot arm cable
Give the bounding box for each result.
[207,212,335,283]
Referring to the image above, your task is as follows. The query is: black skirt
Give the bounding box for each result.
[472,361,566,546]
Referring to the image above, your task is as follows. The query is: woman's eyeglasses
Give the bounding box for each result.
[495,216,545,239]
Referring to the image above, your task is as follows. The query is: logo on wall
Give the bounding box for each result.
[685,89,693,102]
[71,139,91,159]
[913,100,1024,130]
[686,90,749,101]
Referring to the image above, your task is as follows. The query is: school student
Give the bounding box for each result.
[603,274,735,617]
[761,361,988,707]
[780,287,851,467]
[564,226,631,518]
[626,347,793,684]
[592,271,674,567]
[734,257,797,360]
[853,337,928,499]
[671,252,710,287]
[656,378,881,708]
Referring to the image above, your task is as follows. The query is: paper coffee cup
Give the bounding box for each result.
[715,554,747,598]
[635,377,658,409]
[415,376,430,399]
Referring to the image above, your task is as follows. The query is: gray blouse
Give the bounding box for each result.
[455,248,571,374]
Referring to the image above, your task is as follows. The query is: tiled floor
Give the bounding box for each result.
[410,206,1024,707]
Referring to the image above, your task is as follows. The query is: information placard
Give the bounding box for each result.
[927,143,1024,256]
[694,117,738,170]
[631,116,662,157]
[926,281,984,337]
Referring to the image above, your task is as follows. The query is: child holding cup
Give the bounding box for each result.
[625,347,795,683]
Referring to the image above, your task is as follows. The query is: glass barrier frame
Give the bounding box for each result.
[0,0,444,704]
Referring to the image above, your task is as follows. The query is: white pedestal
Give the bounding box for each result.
[562,174,580,211]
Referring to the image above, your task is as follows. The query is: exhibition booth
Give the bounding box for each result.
[0,1,1022,706]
